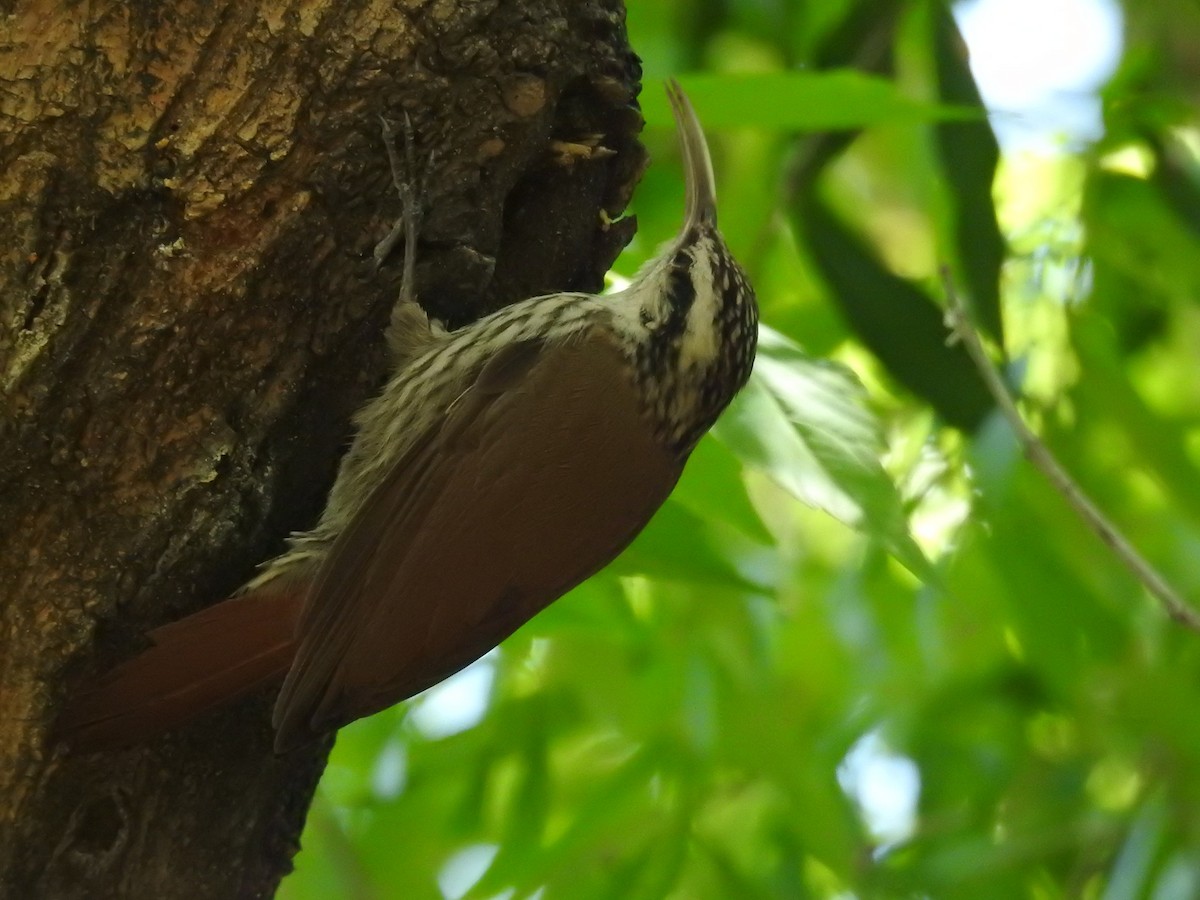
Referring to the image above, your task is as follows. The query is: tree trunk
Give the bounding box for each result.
[0,1,643,896]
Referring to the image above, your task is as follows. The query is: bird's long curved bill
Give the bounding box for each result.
[666,79,717,229]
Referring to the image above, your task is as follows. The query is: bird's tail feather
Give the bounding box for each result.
[55,584,303,754]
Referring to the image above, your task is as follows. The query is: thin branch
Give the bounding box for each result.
[941,268,1200,634]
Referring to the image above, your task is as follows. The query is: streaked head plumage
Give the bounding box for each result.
[619,81,759,451]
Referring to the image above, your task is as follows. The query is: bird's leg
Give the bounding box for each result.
[375,113,420,305]
[376,114,448,357]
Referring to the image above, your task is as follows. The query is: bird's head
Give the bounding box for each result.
[620,80,759,450]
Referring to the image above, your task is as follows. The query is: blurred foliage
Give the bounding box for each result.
[281,0,1200,897]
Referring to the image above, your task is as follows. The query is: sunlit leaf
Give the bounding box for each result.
[715,326,931,578]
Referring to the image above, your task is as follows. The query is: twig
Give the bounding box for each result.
[941,267,1200,634]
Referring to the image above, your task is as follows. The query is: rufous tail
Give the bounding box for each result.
[55,584,304,754]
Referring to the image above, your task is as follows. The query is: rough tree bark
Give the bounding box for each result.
[0,1,643,896]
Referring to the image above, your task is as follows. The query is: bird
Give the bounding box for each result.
[56,80,759,754]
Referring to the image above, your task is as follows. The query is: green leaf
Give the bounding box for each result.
[715,326,931,579]
[642,71,981,132]
[792,188,993,430]
[929,4,1006,342]
[671,435,774,544]
[614,498,774,591]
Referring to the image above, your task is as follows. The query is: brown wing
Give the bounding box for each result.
[272,328,682,750]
